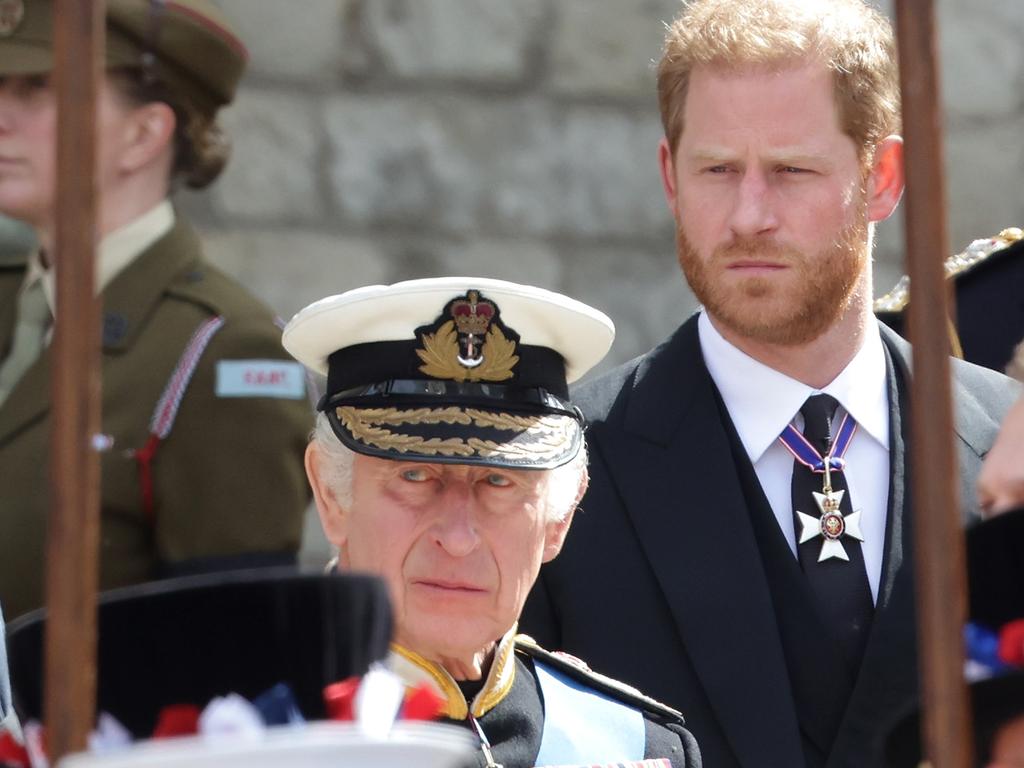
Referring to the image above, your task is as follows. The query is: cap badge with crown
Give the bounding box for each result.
[416,289,519,382]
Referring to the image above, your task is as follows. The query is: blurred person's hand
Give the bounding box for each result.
[979,395,1024,517]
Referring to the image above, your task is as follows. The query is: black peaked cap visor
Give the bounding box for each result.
[318,332,585,469]
[322,383,584,470]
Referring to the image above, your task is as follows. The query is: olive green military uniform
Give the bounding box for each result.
[0,216,312,619]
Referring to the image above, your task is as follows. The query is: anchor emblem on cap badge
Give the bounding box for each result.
[416,289,519,382]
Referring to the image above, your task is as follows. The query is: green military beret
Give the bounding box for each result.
[0,0,247,114]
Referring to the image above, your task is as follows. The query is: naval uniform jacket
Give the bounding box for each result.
[390,633,702,768]
[522,314,1021,768]
[0,216,312,620]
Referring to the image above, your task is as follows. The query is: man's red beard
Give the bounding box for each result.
[676,217,870,347]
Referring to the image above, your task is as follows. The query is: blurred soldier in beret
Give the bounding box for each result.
[971,238,1024,522]
[873,229,1024,519]
[285,277,703,768]
[874,227,1024,375]
[0,0,312,619]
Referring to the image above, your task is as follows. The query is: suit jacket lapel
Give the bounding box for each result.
[875,331,910,613]
[877,324,1003,523]
[0,217,200,446]
[594,316,805,768]
[825,332,917,766]
[0,348,52,446]
[721,400,856,760]
[0,260,51,445]
[100,218,202,355]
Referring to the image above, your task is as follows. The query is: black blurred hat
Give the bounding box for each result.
[885,672,1024,768]
[283,277,615,470]
[884,507,1024,767]
[956,235,1024,375]
[968,507,1024,629]
[4,569,393,737]
[875,228,1024,374]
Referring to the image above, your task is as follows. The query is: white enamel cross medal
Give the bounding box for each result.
[795,462,865,562]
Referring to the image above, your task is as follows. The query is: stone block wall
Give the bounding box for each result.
[0,0,1018,374]
[4,0,1019,373]
[177,0,1022,377]
[191,0,695,374]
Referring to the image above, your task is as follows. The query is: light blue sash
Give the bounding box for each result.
[534,659,645,766]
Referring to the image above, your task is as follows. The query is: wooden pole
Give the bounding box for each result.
[893,1,973,766]
[44,0,105,759]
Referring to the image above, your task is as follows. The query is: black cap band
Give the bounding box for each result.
[319,379,581,419]
[324,340,570,402]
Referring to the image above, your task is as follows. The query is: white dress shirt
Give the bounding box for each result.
[698,311,890,603]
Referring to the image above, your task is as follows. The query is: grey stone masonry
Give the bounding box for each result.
[216,0,350,82]
[8,0,1023,369]
[550,0,682,97]
[180,0,1023,379]
[321,95,669,241]
[214,91,325,222]
[357,0,548,84]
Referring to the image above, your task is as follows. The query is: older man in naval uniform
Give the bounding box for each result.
[285,277,703,768]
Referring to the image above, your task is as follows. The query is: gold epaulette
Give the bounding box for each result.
[873,227,1023,314]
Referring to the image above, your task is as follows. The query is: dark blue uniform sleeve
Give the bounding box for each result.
[646,718,703,768]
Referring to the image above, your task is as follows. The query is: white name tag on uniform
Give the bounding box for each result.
[215,360,306,399]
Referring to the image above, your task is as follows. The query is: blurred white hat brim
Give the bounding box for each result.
[58,722,475,768]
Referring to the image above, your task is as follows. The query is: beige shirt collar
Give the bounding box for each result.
[27,200,175,315]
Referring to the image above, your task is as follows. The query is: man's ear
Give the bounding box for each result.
[866,135,904,224]
[658,137,680,217]
[116,100,176,175]
[305,443,349,548]
[542,465,589,563]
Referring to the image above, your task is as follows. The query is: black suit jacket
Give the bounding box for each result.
[522,314,1021,768]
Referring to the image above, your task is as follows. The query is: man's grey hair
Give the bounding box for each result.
[310,412,587,522]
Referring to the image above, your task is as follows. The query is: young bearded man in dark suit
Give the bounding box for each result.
[521,1,1022,766]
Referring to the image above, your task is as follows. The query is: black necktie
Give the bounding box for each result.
[791,394,874,672]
